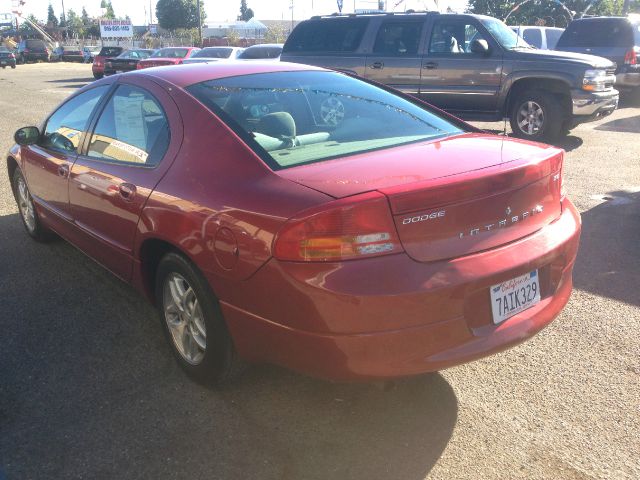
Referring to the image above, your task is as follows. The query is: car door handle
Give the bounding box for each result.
[422,62,438,70]
[118,183,136,201]
[58,164,69,178]
[370,61,384,69]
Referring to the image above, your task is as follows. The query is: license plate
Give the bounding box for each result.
[490,270,541,324]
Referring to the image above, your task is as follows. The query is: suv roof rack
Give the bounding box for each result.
[311,10,440,20]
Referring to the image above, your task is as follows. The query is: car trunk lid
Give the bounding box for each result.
[278,133,564,262]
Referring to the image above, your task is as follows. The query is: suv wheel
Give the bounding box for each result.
[509,90,563,142]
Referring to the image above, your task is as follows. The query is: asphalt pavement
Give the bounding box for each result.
[0,63,638,480]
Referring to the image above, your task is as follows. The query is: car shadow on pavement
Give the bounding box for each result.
[573,189,640,307]
[46,77,94,84]
[0,212,457,480]
[594,115,640,133]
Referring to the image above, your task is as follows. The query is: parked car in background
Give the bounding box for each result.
[555,16,640,95]
[182,46,245,64]
[136,47,200,69]
[0,46,16,69]
[104,49,154,75]
[51,45,84,62]
[7,62,581,384]
[237,44,283,60]
[83,46,100,63]
[92,46,124,79]
[281,12,618,141]
[510,26,564,50]
[16,39,50,63]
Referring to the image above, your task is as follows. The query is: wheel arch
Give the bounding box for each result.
[503,75,573,117]
[6,156,19,190]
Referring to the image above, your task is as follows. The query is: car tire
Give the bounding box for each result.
[11,64,15,69]
[509,90,564,142]
[11,168,54,242]
[93,72,103,80]
[155,252,246,385]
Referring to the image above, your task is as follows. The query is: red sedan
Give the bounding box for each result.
[136,47,200,69]
[7,62,581,383]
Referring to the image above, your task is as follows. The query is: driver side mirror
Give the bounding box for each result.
[14,126,40,146]
[470,39,490,55]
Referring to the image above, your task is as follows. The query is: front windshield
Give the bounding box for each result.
[152,48,189,58]
[187,71,463,170]
[481,18,532,49]
[194,48,232,58]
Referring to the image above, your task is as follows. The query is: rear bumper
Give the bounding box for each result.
[616,68,640,89]
[92,64,104,74]
[571,88,618,125]
[220,199,581,381]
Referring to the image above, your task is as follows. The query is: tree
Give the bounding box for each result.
[66,8,86,37]
[81,7,90,26]
[467,0,635,27]
[156,0,206,30]
[238,0,254,21]
[47,3,58,27]
[19,14,40,35]
[100,0,116,19]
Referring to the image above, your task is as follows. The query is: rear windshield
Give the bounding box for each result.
[62,46,80,51]
[151,48,190,58]
[238,46,282,59]
[194,48,233,58]
[25,39,46,49]
[187,71,462,170]
[557,19,633,48]
[284,18,368,53]
[98,47,122,56]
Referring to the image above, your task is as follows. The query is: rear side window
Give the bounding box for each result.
[238,46,282,59]
[557,19,633,48]
[87,85,170,166]
[545,29,563,49]
[284,18,368,53]
[522,28,542,49]
[373,21,423,55]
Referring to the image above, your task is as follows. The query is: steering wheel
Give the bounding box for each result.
[320,97,345,127]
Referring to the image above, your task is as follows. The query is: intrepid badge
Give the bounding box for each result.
[459,205,544,239]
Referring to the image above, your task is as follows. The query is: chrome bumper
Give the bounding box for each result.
[572,89,619,117]
[616,72,640,88]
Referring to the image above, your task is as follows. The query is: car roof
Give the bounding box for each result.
[136,61,325,88]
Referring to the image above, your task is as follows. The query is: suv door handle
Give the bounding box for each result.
[58,164,70,178]
[118,183,136,201]
[422,62,438,69]
[370,61,384,69]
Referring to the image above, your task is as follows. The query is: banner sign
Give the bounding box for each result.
[0,13,13,29]
[99,19,133,38]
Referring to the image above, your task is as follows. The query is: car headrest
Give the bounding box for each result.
[259,112,296,139]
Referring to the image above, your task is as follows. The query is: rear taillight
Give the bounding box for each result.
[274,191,403,262]
[624,48,638,65]
[136,63,143,69]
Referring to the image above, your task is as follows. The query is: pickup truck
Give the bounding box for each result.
[281,12,619,141]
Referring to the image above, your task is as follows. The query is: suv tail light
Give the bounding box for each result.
[624,47,638,65]
[274,192,403,262]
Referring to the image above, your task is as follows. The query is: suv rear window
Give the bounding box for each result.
[284,18,369,53]
[98,47,123,57]
[557,19,633,48]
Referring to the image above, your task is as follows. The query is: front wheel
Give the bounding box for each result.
[155,253,245,385]
[509,90,565,142]
[12,168,54,242]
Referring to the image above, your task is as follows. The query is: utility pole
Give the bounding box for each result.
[197,0,203,47]
[61,0,66,24]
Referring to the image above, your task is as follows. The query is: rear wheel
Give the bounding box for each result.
[510,90,564,142]
[12,168,54,242]
[155,253,245,385]
[93,72,103,80]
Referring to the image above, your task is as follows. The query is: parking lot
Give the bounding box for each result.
[0,62,639,479]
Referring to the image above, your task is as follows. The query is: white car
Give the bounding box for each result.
[181,46,245,64]
[510,26,564,50]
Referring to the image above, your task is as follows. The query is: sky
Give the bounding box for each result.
[0,0,467,25]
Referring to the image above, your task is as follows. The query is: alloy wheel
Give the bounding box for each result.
[16,176,36,233]
[516,100,545,136]
[163,272,207,365]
